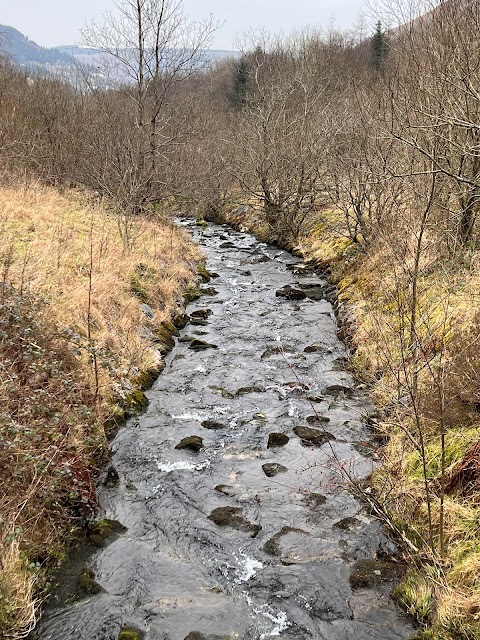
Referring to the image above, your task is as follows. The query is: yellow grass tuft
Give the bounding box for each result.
[0,537,37,639]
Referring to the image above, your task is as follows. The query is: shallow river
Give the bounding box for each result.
[36,220,413,640]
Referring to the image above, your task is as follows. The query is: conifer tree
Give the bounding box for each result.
[370,20,389,73]
[228,58,250,109]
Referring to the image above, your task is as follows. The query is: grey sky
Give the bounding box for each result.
[1,0,368,50]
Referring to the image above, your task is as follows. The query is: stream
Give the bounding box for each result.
[35,220,413,640]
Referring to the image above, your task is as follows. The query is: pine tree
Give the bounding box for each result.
[370,21,389,73]
[227,58,250,110]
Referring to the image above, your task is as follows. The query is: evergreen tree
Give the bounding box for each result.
[370,21,389,73]
[227,58,250,109]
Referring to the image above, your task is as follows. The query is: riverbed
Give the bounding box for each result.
[35,220,413,640]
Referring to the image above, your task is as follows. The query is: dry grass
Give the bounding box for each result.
[0,185,201,398]
[0,184,201,638]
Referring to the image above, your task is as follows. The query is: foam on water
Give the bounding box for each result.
[170,411,205,421]
[156,459,211,473]
[234,551,263,583]
[246,596,290,639]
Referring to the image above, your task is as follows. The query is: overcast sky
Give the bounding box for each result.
[1,0,370,50]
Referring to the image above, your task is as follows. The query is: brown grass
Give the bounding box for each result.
[0,184,202,638]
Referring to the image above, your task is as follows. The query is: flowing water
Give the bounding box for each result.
[35,220,413,640]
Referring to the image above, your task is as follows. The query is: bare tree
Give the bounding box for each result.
[82,0,217,209]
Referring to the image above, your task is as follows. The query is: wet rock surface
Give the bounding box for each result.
[275,285,307,300]
[175,436,204,452]
[262,463,288,477]
[293,425,336,448]
[267,432,290,448]
[35,220,413,640]
[208,506,262,538]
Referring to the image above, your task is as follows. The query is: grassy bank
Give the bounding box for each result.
[214,202,480,639]
[0,185,201,638]
[301,213,480,640]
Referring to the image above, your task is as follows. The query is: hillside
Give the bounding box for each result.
[0,25,74,68]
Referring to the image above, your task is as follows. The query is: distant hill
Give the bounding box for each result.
[0,24,238,78]
[0,25,74,68]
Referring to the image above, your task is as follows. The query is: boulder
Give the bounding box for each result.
[175,436,204,452]
[267,433,290,448]
[275,286,307,301]
[324,384,354,397]
[201,420,225,430]
[306,415,330,425]
[190,309,213,319]
[189,339,218,351]
[262,463,288,477]
[303,493,327,508]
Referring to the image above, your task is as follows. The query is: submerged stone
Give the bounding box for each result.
[173,313,190,329]
[214,484,235,495]
[197,265,212,282]
[303,492,327,508]
[334,357,350,370]
[191,318,209,326]
[293,426,335,448]
[263,526,309,556]
[118,627,145,640]
[236,386,263,396]
[175,436,204,452]
[350,559,404,590]
[76,568,104,598]
[298,285,326,301]
[275,286,307,300]
[189,339,218,351]
[304,344,331,354]
[267,432,290,448]
[201,420,225,430]
[306,415,330,425]
[123,390,149,416]
[262,463,288,477]
[88,519,127,548]
[324,384,354,397]
[103,465,119,488]
[184,285,201,303]
[208,385,234,399]
[334,517,362,531]
[208,506,261,537]
[200,287,219,296]
[190,309,213,319]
